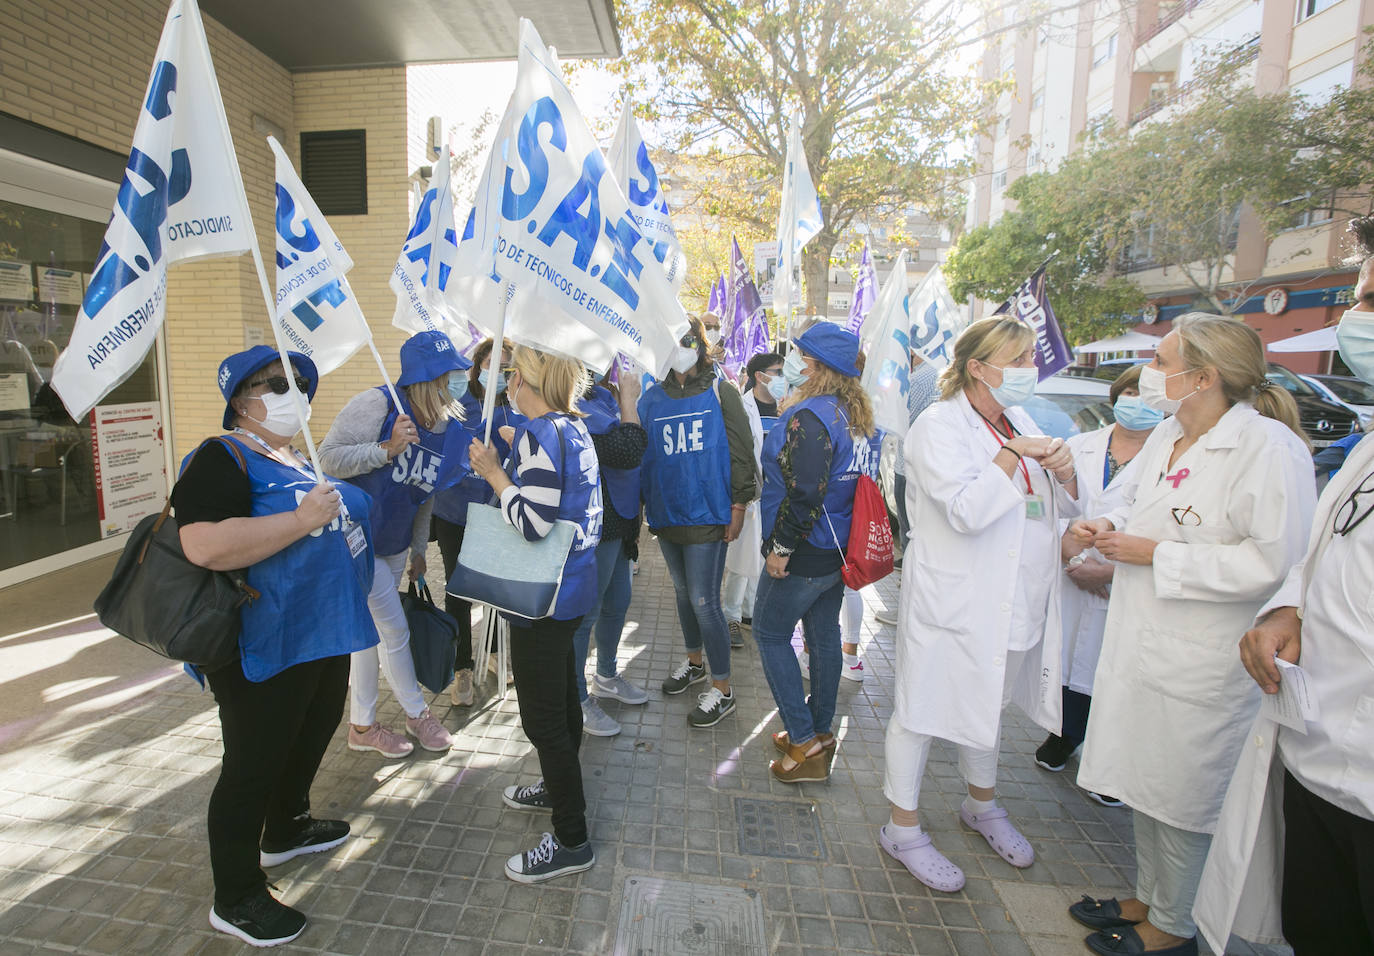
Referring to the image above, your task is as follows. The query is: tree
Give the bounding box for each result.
[613,0,996,316]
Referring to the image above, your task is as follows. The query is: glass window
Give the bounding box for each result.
[1093,33,1118,68]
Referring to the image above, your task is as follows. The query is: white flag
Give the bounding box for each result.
[268,136,370,375]
[450,19,689,377]
[904,266,967,368]
[860,252,911,437]
[773,111,824,321]
[605,103,687,292]
[52,0,255,420]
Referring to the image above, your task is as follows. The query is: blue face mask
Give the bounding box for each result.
[1112,395,1165,431]
[782,349,809,387]
[479,368,506,395]
[764,372,788,402]
[983,364,1038,407]
[447,374,469,402]
[1336,309,1374,385]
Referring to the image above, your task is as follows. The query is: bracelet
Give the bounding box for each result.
[731,504,747,512]
[770,541,794,557]
[1054,469,1077,485]
[1000,446,1022,461]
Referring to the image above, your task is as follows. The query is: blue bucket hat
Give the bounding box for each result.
[398,330,471,387]
[218,345,318,429]
[795,323,861,377]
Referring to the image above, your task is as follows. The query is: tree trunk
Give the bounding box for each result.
[803,238,835,319]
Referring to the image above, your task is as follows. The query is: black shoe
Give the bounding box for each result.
[728,620,745,648]
[209,886,306,947]
[1088,792,1125,808]
[504,832,595,883]
[741,615,752,626]
[259,816,349,867]
[662,659,708,695]
[1069,895,1141,931]
[1034,734,1079,772]
[502,778,552,811]
[1084,925,1196,956]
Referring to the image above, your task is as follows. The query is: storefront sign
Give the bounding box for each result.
[0,260,33,302]
[0,373,28,412]
[90,402,166,539]
[37,267,83,306]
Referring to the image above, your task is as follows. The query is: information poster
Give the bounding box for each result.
[90,402,167,539]
[0,373,28,411]
[37,267,83,306]
[0,260,33,301]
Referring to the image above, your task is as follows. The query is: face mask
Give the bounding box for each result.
[447,374,469,402]
[703,328,721,346]
[1112,395,1165,431]
[1138,364,1196,414]
[507,377,523,418]
[981,364,1037,407]
[765,373,788,402]
[245,390,310,437]
[782,349,809,387]
[1336,309,1374,385]
[479,368,506,395]
[670,346,699,376]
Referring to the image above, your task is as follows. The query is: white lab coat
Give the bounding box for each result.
[1077,404,1315,834]
[893,392,1077,751]
[724,388,765,579]
[1060,425,1146,694]
[1194,431,1374,954]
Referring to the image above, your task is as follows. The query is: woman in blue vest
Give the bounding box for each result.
[319,331,471,758]
[571,364,650,736]
[756,324,879,783]
[431,337,525,706]
[638,317,758,728]
[467,345,602,883]
[175,347,379,947]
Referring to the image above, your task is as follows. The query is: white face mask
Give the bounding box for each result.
[703,328,722,346]
[980,364,1037,407]
[1138,364,1197,414]
[764,372,788,402]
[1336,309,1374,385]
[244,390,310,437]
[782,349,809,387]
[670,346,699,376]
[507,375,524,417]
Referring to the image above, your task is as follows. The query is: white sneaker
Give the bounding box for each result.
[875,609,898,626]
[842,656,865,682]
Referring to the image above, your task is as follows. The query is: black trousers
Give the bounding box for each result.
[1282,769,1374,954]
[508,615,588,848]
[433,516,476,670]
[204,654,349,905]
[1061,687,1093,747]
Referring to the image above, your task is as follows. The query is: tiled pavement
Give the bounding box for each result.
[0,542,1166,956]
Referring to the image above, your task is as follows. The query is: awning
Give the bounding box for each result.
[1268,327,1337,353]
[1075,331,1162,354]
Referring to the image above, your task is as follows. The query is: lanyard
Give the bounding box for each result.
[979,415,1032,494]
[232,428,354,524]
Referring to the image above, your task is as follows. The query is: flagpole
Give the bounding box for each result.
[479,283,512,446]
[367,339,404,410]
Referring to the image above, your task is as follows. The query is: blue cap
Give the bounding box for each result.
[795,323,861,378]
[398,330,471,387]
[218,346,318,429]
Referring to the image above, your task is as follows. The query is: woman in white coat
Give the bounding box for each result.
[879,317,1079,894]
[1067,314,1315,956]
[1035,366,1160,807]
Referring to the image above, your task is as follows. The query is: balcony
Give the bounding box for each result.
[1138,0,1206,46]
[1130,38,1259,125]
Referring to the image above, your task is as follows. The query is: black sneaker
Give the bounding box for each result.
[259,816,349,867]
[728,620,745,648]
[1035,734,1079,772]
[502,778,552,811]
[662,659,708,695]
[209,886,306,947]
[687,686,736,728]
[1088,792,1125,808]
[504,831,595,883]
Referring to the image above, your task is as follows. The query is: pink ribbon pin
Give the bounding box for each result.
[1165,467,1190,489]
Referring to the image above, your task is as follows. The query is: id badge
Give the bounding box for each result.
[344,521,367,558]
[1025,494,1046,520]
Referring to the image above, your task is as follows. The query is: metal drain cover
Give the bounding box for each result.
[613,876,767,955]
[734,796,825,860]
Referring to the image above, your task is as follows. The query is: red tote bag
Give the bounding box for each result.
[836,473,894,589]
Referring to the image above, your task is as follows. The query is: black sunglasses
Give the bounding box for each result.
[249,375,310,395]
[679,334,700,349]
[1334,470,1374,536]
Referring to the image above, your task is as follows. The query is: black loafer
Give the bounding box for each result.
[1069,896,1140,931]
[1084,926,1198,956]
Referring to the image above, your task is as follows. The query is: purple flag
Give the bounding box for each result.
[723,238,766,381]
[843,242,877,335]
[994,266,1071,381]
[707,273,727,322]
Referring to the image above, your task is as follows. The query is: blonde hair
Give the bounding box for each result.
[405,375,463,430]
[938,317,1036,400]
[510,345,588,416]
[1172,312,1308,449]
[780,359,876,437]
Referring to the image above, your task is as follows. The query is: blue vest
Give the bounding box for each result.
[433,396,524,524]
[205,437,379,682]
[509,414,602,621]
[760,396,881,550]
[580,385,642,521]
[638,382,732,529]
[348,387,469,554]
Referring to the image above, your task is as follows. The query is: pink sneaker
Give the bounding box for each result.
[959,805,1035,867]
[348,722,413,758]
[878,824,965,893]
[406,709,454,752]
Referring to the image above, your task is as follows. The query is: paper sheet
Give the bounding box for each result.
[1261,657,1320,734]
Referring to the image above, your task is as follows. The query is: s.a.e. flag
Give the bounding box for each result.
[773,111,823,322]
[451,19,689,377]
[993,266,1072,381]
[52,0,255,420]
[905,265,966,368]
[859,251,911,438]
[606,103,687,292]
[268,136,370,375]
[843,241,877,335]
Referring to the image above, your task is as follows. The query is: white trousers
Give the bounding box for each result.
[882,648,1032,811]
[721,569,757,623]
[350,551,426,726]
[1133,811,1211,939]
[840,587,863,647]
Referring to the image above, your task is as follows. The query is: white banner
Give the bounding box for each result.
[904,265,966,368]
[860,251,911,438]
[450,19,689,377]
[606,103,687,292]
[269,136,371,375]
[773,111,823,319]
[51,0,255,421]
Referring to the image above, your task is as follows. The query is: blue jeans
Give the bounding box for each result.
[571,537,633,701]
[753,569,845,744]
[656,537,730,681]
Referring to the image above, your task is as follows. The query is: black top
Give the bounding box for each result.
[170,440,252,524]
[590,421,648,558]
[753,394,778,419]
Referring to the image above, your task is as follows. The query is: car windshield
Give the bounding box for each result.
[1265,364,1319,397]
[1317,377,1374,404]
[1023,394,1114,438]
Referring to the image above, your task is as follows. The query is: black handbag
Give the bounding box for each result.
[400,579,459,695]
[94,437,260,670]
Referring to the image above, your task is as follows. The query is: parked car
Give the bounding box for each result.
[1062,358,1147,384]
[1265,363,1362,449]
[1024,375,1115,439]
[1301,374,1374,428]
